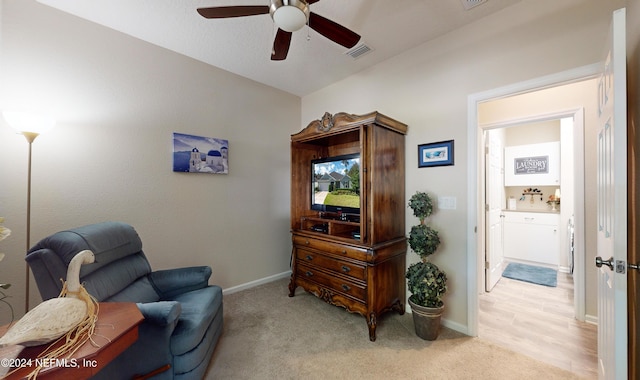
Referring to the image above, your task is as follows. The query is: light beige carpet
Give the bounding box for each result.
[204,278,583,379]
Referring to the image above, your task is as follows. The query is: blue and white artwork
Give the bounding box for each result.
[418,140,454,168]
[173,132,228,174]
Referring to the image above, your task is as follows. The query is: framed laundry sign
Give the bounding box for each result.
[514,155,549,175]
[504,142,559,186]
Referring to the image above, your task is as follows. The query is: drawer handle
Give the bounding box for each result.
[341,250,347,254]
[341,284,351,292]
[305,255,313,261]
[341,265,351,273]
[305,271,313,277]
[305,240,310,245]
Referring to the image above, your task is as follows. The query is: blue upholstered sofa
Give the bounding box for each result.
[25,221,223,379]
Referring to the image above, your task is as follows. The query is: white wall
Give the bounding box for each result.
[0,0,300,319]
[302,0,624,331]
[504,120,561,146]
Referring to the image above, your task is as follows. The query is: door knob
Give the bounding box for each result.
[595,256,614,270]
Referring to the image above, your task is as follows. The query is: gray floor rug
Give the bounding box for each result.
[502,262,557,287]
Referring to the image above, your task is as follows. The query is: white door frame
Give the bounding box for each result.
[466,63,600,336]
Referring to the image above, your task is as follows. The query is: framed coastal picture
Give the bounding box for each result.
[173,132,229,174]
[418,140,454,168]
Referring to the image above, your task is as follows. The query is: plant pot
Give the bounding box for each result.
[408,298,444,341]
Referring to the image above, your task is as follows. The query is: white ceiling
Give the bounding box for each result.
[36,0,522,97]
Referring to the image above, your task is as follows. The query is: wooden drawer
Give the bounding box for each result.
[296,248,366,281]
[296,262,366,301]
[293,234,369,261]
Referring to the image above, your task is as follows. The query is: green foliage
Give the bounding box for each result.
[408,191,433,222]
[331,189,357,196]
[406,191,447,308]
[406,261,447,308]
[347,163,360,193]
[408,224,440,260]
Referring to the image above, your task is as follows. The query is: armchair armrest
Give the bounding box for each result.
[148,266,212,300]
[136,301,181,327]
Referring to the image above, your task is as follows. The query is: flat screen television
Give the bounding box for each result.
[311,153,361,215]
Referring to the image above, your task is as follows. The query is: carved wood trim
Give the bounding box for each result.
[291,111,407,143]
[319,112,334,132]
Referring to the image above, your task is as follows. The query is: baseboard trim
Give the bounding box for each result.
[406,308,470,336]
[585,314,598,325]
[222,271,292,295]
[441,318,469,335]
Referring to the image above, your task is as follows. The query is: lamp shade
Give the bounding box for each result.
[2,111,56,135]
[270,1,309,32]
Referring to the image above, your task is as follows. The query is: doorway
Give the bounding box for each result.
[466,66,601,374]
[484,118,574,292]
[481,111,584,309]
[478,113,597,377]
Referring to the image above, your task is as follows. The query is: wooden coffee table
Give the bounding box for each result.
[0,302,144,379]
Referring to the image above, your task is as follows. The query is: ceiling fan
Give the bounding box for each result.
[197,0,361,61]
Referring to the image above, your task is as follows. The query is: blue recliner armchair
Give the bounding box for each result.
[25,221,223,379]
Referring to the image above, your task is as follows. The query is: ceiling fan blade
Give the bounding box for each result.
[308,12,360,49]
[271,29,293,61]
[197,6,269,19]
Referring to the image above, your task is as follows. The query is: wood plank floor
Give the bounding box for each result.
[479,271,597,379]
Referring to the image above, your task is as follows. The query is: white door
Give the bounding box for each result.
[595,8,627,380]
[485,130,505,291]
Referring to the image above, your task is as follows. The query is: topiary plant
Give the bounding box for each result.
[406,261,448,308]
[405,191,447,308]
[407,191,433,223]
[408,224,440,260]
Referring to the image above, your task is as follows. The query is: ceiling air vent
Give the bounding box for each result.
[346,43,373,60]
[460,0,487,10]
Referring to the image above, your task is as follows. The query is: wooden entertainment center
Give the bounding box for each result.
[288,111,407,341]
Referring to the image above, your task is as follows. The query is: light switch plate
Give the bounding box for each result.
[438,196,457,210]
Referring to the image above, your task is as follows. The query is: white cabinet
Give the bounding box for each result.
[504,142,560,186]
[503,211,559,266]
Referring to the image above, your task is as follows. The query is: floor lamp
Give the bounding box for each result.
[2,111,55,314]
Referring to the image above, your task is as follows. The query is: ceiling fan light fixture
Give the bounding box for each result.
[270,0,310,32]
